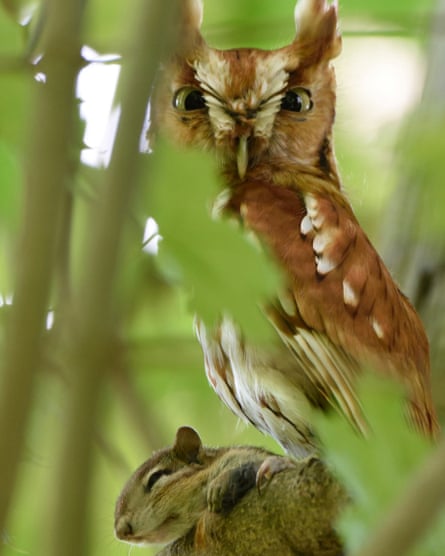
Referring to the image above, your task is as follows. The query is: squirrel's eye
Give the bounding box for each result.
[144,469,171,492]
[281,88,312,113]
[173,87,206,111]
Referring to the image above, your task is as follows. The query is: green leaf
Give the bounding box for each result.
[316,374,437,553]
[146,140,280,339]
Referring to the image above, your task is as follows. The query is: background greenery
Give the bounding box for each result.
[0,0,444,555]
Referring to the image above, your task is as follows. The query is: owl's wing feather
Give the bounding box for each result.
[298,187,430,380]
[294,329,367,432]
[267,305,368,435]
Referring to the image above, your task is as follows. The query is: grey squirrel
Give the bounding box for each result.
[115,427,346,555]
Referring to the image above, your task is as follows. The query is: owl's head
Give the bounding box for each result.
[152,0,342,186]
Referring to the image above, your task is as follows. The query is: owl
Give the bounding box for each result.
[152,0,439,456]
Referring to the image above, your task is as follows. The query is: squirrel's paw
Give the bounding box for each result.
[256,456,297,495]
[207,463,257,514]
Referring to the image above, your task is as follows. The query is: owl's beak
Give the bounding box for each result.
[237,136,248,179]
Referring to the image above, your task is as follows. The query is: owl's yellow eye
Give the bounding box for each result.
[173,87,206,111]
[281,88,312,113]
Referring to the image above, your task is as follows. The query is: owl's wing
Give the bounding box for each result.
[295,189,429,380]
[266,304,369,435]
[229,180,437,437]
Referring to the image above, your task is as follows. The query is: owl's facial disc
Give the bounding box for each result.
[185,50,292,176]
[170,49,317,179]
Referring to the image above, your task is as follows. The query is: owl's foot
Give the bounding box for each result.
[256,456,297,495]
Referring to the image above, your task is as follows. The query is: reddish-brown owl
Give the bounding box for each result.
[153,0,439,456]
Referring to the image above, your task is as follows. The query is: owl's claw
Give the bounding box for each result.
[256,456,297,495]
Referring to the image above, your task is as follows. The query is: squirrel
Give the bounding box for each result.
[115,427,346,556]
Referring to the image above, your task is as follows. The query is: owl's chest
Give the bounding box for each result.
[226,181,321,291]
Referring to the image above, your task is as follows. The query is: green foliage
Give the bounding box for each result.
[317,376,445,555]
[147,140,280,339]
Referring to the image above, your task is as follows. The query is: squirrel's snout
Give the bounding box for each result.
[114,515,134,540]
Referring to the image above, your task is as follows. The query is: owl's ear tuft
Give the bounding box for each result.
[293,0,341,64]
[178,0,207,56]
[181,0,204,32]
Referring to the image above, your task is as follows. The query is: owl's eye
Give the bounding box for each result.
[173,87,206,111]
[281,88,312,113]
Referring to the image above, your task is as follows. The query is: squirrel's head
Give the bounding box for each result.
[114,426,212,545]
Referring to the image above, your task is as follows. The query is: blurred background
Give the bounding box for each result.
[0,0,444,555]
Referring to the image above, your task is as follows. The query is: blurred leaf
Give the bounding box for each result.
[316,374,441,554]
[147,140,281,339]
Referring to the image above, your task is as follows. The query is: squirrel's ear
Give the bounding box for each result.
[173,426,202,463]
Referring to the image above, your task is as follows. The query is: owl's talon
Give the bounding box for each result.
[256,456,297,495]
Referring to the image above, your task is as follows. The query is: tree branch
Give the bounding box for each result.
[0,0,85,538]
[46,1,179,555]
